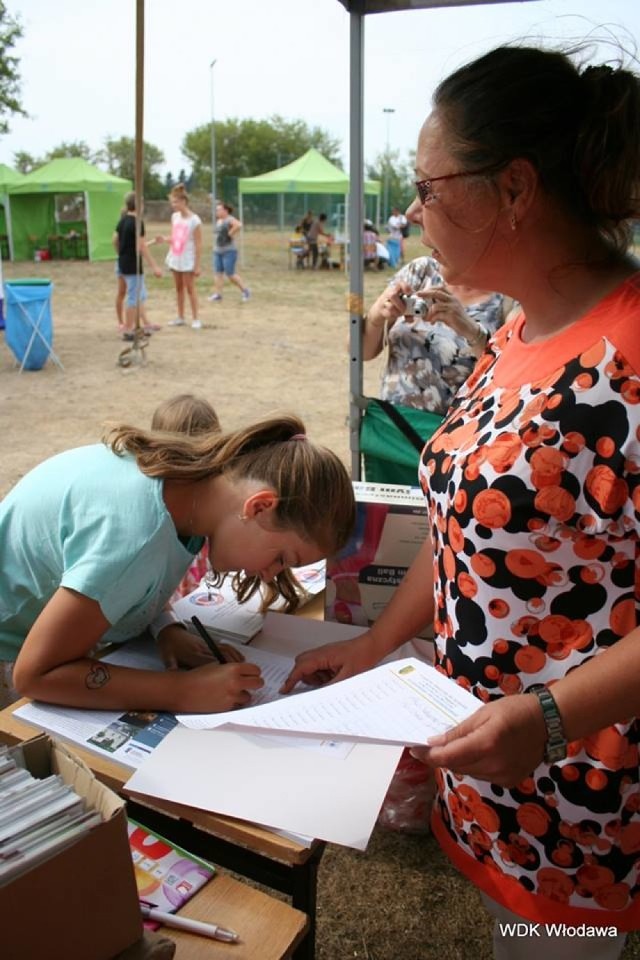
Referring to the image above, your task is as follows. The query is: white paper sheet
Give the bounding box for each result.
[125,725,403,849]
[178,656,480,745]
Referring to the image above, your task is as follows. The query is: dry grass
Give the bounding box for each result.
[2,228,640,958]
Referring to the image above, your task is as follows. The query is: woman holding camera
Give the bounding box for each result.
[362,256,510,415]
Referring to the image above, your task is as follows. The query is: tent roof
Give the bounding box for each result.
[337,0,527,12]
[238,148,380,196]
[9,157,131,194]
[0,163,25,192]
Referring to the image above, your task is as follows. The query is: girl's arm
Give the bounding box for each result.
[228,217,243,238]
[193,223,202,276]
[138,237,163,278]
[12,587,263,713]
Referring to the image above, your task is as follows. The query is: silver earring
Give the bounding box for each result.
[510,214,517,231]
[237,514,249,522]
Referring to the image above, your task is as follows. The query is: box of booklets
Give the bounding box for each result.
[1,734,142,960]
[325,482,431,638]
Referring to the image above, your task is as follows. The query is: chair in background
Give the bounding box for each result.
[359,397,443,484]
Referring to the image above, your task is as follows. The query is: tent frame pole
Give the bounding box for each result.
[348,5,365,480]
[84,191,91,262]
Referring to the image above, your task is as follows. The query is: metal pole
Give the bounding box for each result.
[382,107,395,226]
[348,6,365,480]
[209,59,217,234]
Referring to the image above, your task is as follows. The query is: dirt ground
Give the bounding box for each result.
[2,228,640,959]
[0,224,393,497]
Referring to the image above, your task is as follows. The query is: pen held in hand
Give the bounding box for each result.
[140,904,240,942]
[190,615,228,665]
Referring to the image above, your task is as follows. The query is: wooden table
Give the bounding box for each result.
[161,873,308,959]
[0,594,327,960]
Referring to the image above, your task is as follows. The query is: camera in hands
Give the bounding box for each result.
[401,294,432,319]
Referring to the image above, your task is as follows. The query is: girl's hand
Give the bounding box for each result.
[158,626,245,669]
[281,631,381,693]
[194,267,201,277]
[177,661,264,713]
[410,693,547,788]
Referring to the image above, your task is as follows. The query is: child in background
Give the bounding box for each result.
[151,394,220,598]
[162,184,203,329]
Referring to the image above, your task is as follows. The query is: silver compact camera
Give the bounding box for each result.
[400,294,432,319]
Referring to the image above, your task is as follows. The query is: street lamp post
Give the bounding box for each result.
[382,106,395,226]
[209,59,217,235]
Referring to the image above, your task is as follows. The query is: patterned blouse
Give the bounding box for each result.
[419,272,640,929]
[381,257,506,414]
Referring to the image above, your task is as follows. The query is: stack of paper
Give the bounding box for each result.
[171,560,326,644]
[0,744,102,885]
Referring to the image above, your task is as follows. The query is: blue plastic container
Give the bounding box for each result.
[4,279,54,371]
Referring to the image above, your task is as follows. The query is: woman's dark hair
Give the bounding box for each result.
[433,45,640,249]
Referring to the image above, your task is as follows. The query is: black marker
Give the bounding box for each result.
[190,615,228,665]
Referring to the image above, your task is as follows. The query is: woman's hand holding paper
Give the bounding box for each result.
[410,694,547,788]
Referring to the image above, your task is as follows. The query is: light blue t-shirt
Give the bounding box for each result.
[0,444,204,659]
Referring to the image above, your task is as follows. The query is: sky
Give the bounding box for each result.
[2,0,639,177]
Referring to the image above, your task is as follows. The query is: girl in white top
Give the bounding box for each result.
[164,184,203,329]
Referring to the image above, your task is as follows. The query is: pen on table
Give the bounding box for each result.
[190,615,229,665]
[140,904,240,942]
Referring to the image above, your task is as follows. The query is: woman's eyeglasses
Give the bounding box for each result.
[415,163,499,205]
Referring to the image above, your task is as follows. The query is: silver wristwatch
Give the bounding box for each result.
[530,685,567,764]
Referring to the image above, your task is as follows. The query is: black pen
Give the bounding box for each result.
[190,615,228,665]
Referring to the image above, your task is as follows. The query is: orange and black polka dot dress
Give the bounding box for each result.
[420,273,640,930]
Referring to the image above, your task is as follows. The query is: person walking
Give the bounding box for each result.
[208,201,250,303]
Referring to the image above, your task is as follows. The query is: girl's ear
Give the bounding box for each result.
[242,489,279,519]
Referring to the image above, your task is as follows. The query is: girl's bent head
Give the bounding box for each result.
[106,413,356,558]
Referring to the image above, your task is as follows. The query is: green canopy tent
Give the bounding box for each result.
[0,164,25,259]
[7,157,132,261]
[237,148,381,247]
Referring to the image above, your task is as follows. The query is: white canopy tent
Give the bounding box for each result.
[337,0,537,477]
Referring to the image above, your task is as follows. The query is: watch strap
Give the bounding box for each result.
[530,685,568,764]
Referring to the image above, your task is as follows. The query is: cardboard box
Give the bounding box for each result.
[325,482,430,635]
[2,734,143,960]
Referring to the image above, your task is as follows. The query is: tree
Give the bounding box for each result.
[45,140,94,162]
[181,115,342,188]
[366,148,416,225]
[13,149,36,173]
[98,136,166,198]
[0,3,25,135]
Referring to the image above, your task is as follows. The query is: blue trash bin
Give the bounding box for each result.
[4,279,55,371]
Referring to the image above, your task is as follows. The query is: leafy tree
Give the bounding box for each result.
[0,3,25,135]
[45,140,94,162]
[366,148,416,225]
[181,115,342,187]
[13,149,36,173]
[97,136,166,198]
